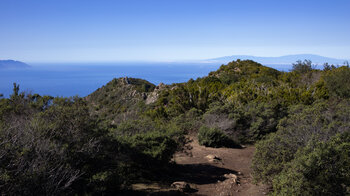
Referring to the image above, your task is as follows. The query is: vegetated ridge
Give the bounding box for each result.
[0,59,349,195]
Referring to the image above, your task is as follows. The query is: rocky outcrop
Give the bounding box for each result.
[145,82,166,104]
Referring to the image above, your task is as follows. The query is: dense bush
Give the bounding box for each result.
[0,95,124,195]
[197,126,238,148]
[291,60,315,73]
[252,99,350,184]
[272,132,350,195]
[0,87,184,195]
[121,131,178,163]
[324,66,350,98]
[202,101,286,144]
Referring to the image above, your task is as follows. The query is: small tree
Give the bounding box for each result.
[292,60,314,73]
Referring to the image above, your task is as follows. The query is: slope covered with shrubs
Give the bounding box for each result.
[1,59,349,195]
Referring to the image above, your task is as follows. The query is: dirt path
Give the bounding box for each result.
[172,137,269,196]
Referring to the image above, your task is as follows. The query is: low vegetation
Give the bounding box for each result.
[197,126,238,148]
[1,59,349,195]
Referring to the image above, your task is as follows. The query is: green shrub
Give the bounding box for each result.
[292,60,314,73]
[197,126,238,148]
[121,131,178,163]
[272,132,350,195]
[324,66,350,98]
[252,99,350,184]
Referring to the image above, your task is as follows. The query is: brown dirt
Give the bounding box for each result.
[171,137,269,196]
[131,137,269,196]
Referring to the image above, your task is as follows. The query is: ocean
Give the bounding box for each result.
[0,62,291,98]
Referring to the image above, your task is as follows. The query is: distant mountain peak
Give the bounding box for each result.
[208,54,348,65]
[0,60,30,69]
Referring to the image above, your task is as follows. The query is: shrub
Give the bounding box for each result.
[197,126,238,148]
[272,132,350,195]
[291,60,314,73]
[324,66,350,98]
[0,96,126,195]
[124,131,178,163]
[252,99,350,184]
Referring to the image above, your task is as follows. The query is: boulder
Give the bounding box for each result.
[171,181,191,192]
[205,154,221,162]
[223,173,239,184]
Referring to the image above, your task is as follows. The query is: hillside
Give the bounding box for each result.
[1,60,350,195]
[0,60,30,69]
[86,77,157,124]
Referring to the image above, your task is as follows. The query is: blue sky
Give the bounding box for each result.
[0,0,349,62]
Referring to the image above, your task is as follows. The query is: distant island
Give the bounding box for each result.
[208,54,349,65]
[0,60,30,69]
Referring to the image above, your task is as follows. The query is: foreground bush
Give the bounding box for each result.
[0,95,126,195]
[198,126,238,148]
[252,99,350,185]
[324,66,350,98]
[272,132,350,195]
[0,88,184,195]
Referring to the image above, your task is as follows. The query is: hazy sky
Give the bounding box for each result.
[1,0,349,62]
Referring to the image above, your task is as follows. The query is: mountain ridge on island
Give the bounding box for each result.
[207,54,349,65]
[0,60,30,69]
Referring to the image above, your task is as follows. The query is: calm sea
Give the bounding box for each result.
[0,62,291,97]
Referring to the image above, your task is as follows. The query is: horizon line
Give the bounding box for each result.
[3,53,349,64]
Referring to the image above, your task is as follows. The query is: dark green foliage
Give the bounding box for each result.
[272,133,350,195]
[324,66,350,98]
[122,131,178,163]
[292,60,314,73]
[202,101,286,144]
[252,99,350,184]
[198,126,238,148]
[0,94,122,195]
[0,86,183,195]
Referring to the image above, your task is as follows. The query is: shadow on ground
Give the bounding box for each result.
[170,163,237,185]
[124,163,237,195]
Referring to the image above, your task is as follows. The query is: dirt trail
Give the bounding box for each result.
[172,137,269,196]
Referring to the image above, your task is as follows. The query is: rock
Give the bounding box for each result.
[156,82,165,89]
[145,83,166,104]
[233,67,241,72]
[205,154,221,162]
[123,76,130,84]
[223,173,239,184]
[171,181,192,192]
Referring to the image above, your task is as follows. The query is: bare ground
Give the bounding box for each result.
[172,137,269,196]
[131,137,269,196]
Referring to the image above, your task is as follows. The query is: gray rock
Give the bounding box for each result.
[171,181,191,192]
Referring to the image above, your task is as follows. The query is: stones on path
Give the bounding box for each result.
[223,173,239,184]
[215,173,241,196]
[205,154,221,163]
[171,181,193,192]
